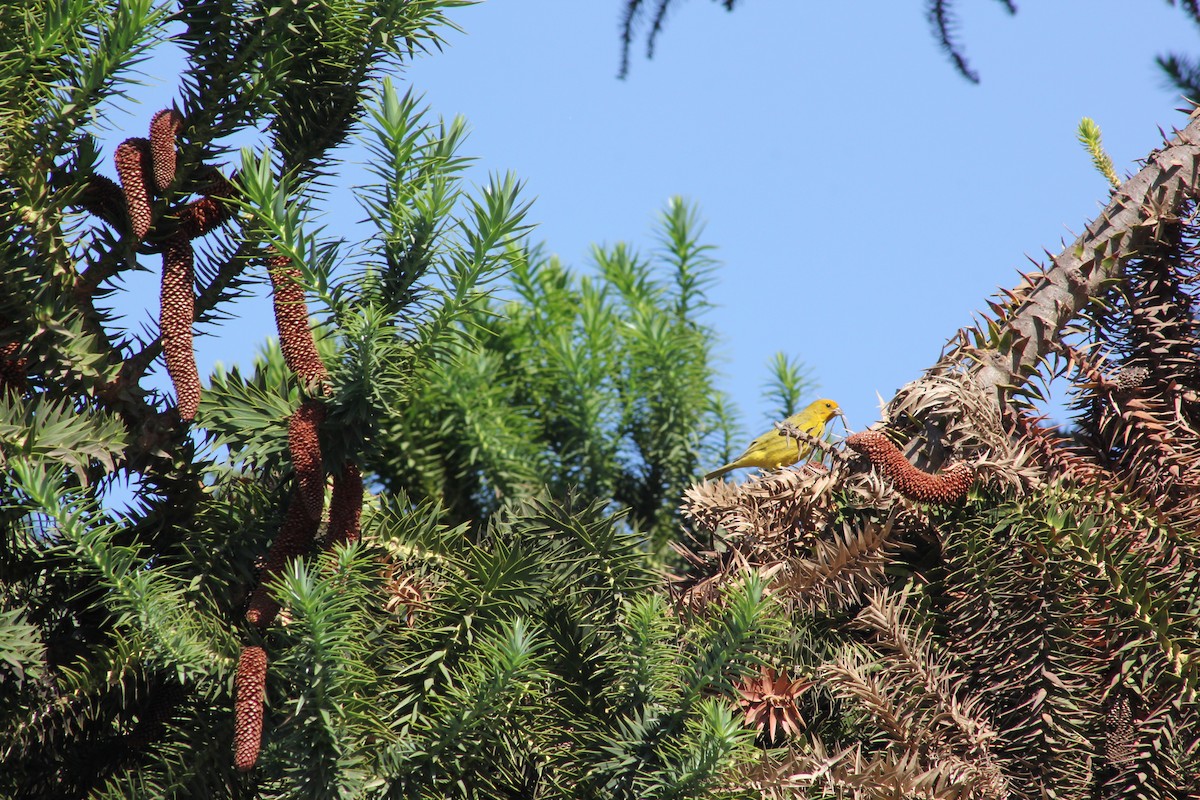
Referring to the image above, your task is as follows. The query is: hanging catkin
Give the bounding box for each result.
[327,463,363,546]
[114,138,154,240]
[160,237,200,421]
[244,492,320,628]
[149,108,184,192]
[288,398,326,520]
[233,646,267,772]
[267,254,329,390]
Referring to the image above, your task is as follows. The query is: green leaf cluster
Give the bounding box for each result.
[375,198,739,547]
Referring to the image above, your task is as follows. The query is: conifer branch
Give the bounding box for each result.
[956,113,1200,402]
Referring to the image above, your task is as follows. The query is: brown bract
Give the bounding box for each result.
[288,398,326,520]
[234,646,267,772]
[735,666,810,744]
[161,237,199,421]
[846,430,975,505]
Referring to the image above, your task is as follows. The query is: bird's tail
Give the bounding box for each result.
[703,464,734,481]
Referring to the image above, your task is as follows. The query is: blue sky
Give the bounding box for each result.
[102,1,1199,440]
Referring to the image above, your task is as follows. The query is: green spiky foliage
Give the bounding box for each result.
[368,493,776,798]
[1077,117,1122,190]
[0,3,787,797]
[677,124,1200,798]
[372,198,740,547]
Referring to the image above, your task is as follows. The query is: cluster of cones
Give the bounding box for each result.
[233,410,364,772]
[79,110,366,773]
[83,108,235,421]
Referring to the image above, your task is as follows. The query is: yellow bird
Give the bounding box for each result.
[705,399,842,480]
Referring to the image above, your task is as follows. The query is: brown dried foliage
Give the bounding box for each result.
[288,398,326,520]
[772,514,909,612]
[818,593,1009,800]
[677,455,919,615]
[683,463,846,545]
[233,646,267,772]
[741,594,1011,800]
[1005,408,1100,484]
[1065,217,1200,529]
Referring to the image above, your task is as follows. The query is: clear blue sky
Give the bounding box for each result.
[104,1,1198,438]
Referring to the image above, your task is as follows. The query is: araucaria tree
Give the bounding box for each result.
[3,2,1199,800]
[0,2,770,797]
[678,120,1200,797]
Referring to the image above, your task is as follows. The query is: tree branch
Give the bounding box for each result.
[954,112,1200,400]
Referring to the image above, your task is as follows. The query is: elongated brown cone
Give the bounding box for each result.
[161,237,200,421]
[327,463,363,546]
[267,254,329,390]
[845,430,975,505]
[149,108,184,192]
[234,646,267,772]
[245,492,320,628]
[288,398,325,519]
[114,137,154,240]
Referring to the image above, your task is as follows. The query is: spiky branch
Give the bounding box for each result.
[954,114,1200,403]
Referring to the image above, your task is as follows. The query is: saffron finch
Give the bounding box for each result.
[705,398,842,480]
